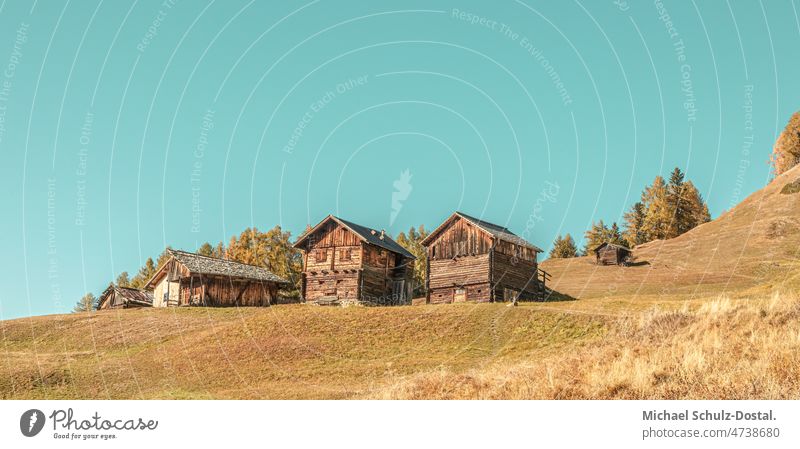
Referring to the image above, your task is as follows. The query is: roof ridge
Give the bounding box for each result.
[456,211,514,234]
[171,248,269,269]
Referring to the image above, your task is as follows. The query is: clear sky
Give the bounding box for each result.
[0,0,797,319]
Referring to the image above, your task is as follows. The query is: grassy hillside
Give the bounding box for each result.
[0,304,605,399]
[541,163,800,311]
[3,165,799,400]
[376,292,800,399]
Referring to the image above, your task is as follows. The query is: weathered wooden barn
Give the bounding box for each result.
[97,284,154,310]
[593,243,632,266]
[422,212,547,304]
[293,215,415,305]
[144,249,289,307]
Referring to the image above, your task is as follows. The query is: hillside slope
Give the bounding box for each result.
[0,304,604,399]
[542,164,800,305]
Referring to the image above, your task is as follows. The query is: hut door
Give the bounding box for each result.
[391,280,405,302]
[454,288,466,303]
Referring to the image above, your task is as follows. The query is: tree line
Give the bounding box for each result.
[549,167,711,259]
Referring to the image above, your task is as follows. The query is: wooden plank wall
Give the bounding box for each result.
[426,216,542,303]
[179,276,278,306]
[494,239,537,263]
[490,251,539,301]
[429,218,493,259]
[299,221,414,305]
[302,221,364,302]
[428,283,491,304]
[428,254,490,289]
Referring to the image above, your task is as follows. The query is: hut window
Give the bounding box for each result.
[339,248,352,261]
[315,249,327,263]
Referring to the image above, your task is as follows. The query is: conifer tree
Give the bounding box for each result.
[549,234,578,258]
[197,242,215,257]
[623,202,647,247]
[115,271,130,288]
[129,257,158,288]
[73,293,97,312]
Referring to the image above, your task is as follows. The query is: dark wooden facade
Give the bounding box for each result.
[293,215,415,305]
[97,284,153,310]
[144,250,289,307]
[422,212,546,304]
[594,243,632,266]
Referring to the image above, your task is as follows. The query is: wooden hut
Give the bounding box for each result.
[421,212,547,304]
[97,284,154,309]
[144,249,289,307]
[293,215,415,306]
[593,243,632,266]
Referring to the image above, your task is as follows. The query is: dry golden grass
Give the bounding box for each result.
[0,303,606,399]
[541,164,800,302]
[3,161,798,400]
[373,292,800,399]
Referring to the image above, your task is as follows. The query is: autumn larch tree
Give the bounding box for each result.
[226,226,302,297]
[549,234,578,258]
[771,111,800,175]
[396,225,429,296]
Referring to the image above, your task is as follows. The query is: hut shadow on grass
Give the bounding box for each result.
[538,289,577,303]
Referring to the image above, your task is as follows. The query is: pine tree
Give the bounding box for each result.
[73,293,97,313]
[770,111,800,175]
[623,202,647,247]
[129,257,157,288]
[609,222,625,245]
[115,272,130,287]
[197,242,214,257]
[666,168,691,238]
[549,234,578,258]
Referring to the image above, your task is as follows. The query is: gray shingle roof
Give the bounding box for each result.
[333,216,415,259]
[168,249,289,284]
[98,284,154,308]
[593,242,631,253]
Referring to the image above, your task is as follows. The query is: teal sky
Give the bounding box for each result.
[0,0,797,319]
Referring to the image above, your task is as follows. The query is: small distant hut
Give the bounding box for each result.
[593,242,632,266]
[97,284,154,310]
[144,249,289,307]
